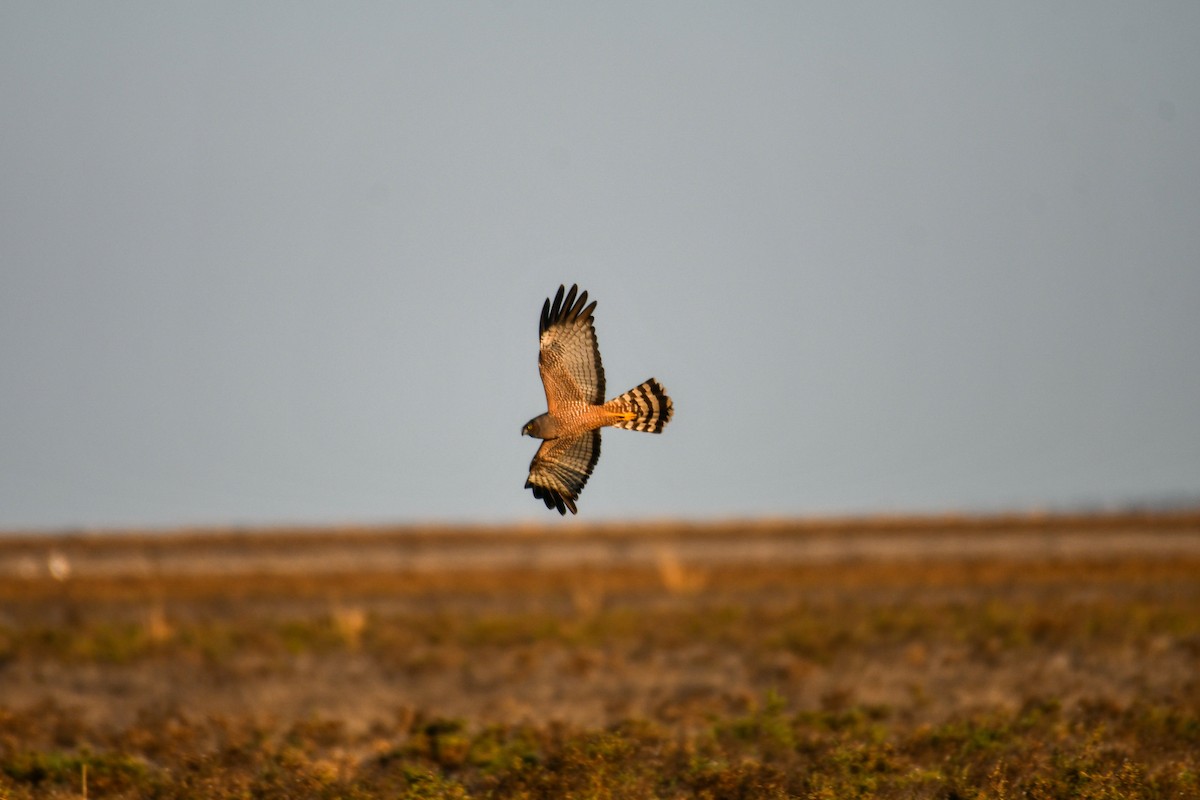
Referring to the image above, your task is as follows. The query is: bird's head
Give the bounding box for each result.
[521,414,555,439]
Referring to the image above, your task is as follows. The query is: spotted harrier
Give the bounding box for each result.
[521,284,674,515]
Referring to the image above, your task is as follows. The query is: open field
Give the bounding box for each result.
[2,512,1199,798]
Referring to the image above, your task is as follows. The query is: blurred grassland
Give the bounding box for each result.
[1,512,1198,798]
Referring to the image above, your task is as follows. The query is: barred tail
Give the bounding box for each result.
[608,379,674,433]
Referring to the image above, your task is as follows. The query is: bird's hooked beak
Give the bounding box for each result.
[520,423,530,437]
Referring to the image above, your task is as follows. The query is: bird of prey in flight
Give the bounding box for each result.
[521,284,673,515]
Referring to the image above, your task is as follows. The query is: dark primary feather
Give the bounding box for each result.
[540,284,596,335]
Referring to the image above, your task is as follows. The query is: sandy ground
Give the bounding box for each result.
[2,513,1198,736]
[4,514,1200,580]
[8,614,1193,735]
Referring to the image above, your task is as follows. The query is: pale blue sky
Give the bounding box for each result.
[3,3,1198,529]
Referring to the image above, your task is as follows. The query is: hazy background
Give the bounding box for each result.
[3,3,1198,530]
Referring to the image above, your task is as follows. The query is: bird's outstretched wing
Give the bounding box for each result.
[538,284,604,409]
[525,430,601,515]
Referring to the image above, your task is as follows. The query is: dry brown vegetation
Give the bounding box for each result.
[1,512,1198,798]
